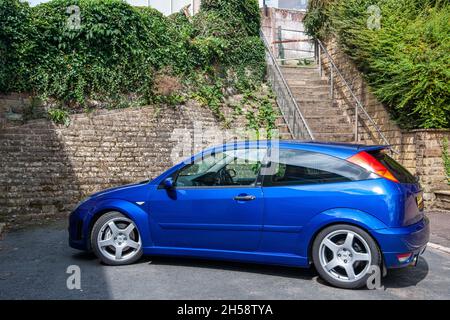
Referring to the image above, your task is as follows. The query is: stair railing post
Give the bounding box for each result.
[330,66,334,106]
[314,40,318,64]
[277,26,285,65]
[318,44,322,78]
[355,104,359,143]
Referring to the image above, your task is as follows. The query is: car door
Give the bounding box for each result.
[148,147,266,252]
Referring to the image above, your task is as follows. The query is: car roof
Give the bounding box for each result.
[206,140,388,159]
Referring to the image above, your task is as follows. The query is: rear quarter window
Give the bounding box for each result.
[262,149,373,186]
[370,151,417,184]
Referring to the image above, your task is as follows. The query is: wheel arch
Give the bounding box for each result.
[85,199,152,250]
[303,208,386,262]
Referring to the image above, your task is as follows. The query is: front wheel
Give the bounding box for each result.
[312,224,381,289]
[91,212,143,266]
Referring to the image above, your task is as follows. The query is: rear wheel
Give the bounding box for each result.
[312,224,381,289]
[91,212,143,266]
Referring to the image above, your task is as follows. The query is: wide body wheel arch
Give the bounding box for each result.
[301,208,387,262]
[84,199,153,250]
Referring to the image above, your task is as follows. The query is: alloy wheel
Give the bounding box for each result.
[97,217,142,262]
[318,230,372,282]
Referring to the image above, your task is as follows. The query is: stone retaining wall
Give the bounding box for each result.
[0,101,248,225]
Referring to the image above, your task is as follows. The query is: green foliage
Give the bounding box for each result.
[47,107,71,126]
[303,0,336,39]
[0,0,34,92]
[189,72,226,123]
[241,89,279,138]
[304,0,450,129]
[0,0,193,107]
[1,0,265,113]
[200,0,260,37]
[443,137,450,185]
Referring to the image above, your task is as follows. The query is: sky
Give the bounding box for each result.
[24,0,308,10]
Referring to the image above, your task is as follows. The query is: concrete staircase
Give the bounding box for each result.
[275,117,294,140]
[280,65,355,142]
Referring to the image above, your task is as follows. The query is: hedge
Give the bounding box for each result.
[0,0,265,109]
[304,0,450,129]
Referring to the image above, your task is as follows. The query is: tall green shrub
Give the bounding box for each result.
[28,0,193,107]
[200,0,260,37]
[305,0,450,129]
[0,0,34,92]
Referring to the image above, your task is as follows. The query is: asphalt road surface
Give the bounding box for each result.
[0,219,449,300]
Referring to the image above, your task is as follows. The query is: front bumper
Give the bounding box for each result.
[68,204,93,251]
[372,216,430,269]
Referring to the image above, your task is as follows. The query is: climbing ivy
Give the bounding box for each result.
[0,0,266,114]
[241,89,279,138]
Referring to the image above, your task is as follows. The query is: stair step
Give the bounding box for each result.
[288,85,331,90]
[297,101,343,115]
[299,101,339,107]
[280,67,320,74]
[294,92,330,100]
[286,79,329,86]
[278,64,357,144]
[301,109,344,118]
[279,132,293,140]
[277,125,291,134]
[296,99,333,106]
[314,132,355,143]
[280,65,318,69]
[305,116,350,126]
[310,126,354,134]
[283,75,325,82]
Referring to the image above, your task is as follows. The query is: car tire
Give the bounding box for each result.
[312,224,381,289]
[91,211,143,266]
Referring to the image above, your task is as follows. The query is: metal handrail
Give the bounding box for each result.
[315,39,396,152]
[260,31,314,141]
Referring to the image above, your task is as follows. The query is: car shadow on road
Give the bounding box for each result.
[142,254,430,290]
[381,256,429,289]
[71,251,99,262]
[315,256,430,290]
[143,255,319,281]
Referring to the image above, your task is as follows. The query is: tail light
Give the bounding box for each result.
[347,151,399,183]
[396,253,413,263]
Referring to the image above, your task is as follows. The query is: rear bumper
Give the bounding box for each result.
[372,216,430,268]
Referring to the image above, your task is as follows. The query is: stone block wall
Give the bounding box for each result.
[0,101,249,225]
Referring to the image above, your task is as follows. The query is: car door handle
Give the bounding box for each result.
[234,195,256,201]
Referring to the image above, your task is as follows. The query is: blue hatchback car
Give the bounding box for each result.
[69,141,429,289]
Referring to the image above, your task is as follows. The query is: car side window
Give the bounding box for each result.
[175,148,267,188]
[262,149,372,186]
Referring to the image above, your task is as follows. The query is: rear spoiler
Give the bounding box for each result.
[357,145,391,153]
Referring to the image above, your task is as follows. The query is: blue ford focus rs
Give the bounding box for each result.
[69,141,429,289]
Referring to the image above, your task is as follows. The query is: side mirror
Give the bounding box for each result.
[164,177,174,190]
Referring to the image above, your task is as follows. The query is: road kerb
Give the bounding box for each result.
[428,242,450,254]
